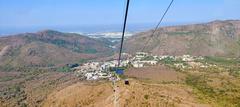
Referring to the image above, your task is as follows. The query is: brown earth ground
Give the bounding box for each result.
[42,80,210,107]
[1,65,219,107]
[125,65,185,83]
[42,65,210,107]
[0,71,80,107]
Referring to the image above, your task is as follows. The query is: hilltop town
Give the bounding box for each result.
[73,52,217,80]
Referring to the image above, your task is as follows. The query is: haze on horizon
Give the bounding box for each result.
[0,0,240,34]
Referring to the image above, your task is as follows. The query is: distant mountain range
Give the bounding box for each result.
[124,20,240,57]
[0,30,113,69]
[0,20,240,70]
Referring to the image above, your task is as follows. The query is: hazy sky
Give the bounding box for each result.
[0,0,240,33]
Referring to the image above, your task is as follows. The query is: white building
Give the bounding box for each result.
[140,60,158,65]
[135,52,148,60]
[182,55,194,62]
[132,61,144,68]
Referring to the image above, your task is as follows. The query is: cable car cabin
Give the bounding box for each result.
[115,67,124,75]
[124,79,129,85]
[113,67,130,85]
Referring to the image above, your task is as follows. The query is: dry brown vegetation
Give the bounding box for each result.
[40,64,210,107]
[0,70,80,107]
[42,79,210,107]
[43,82,113,107]
[124,20,240,57]
[0,30,113,68]
[125,65,185,83]
[1,62,240,107]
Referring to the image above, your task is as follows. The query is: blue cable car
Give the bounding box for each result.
[115,68,124,75]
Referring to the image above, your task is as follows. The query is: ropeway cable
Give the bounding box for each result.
[118,0,130,67]
[114,0,130,107]
[141,0,174,52]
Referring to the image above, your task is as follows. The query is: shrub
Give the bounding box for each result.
[185,74,215,96]
[144,94,149,100]
[57,66,71,72]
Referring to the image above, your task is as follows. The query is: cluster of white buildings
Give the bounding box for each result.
[87,32,133,39]
[131,52,158,68]
[160,54,216,69]
[74,52,214,80]
[74,59,132,80]
[74,52,160,80]
[74,61,113,80]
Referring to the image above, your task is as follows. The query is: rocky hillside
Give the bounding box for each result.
[124,20,240,57]
[0,30,113,69]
